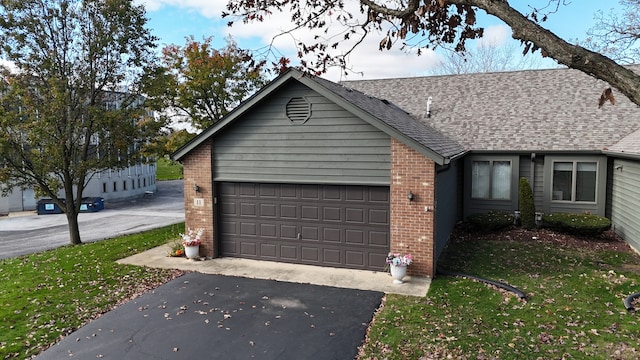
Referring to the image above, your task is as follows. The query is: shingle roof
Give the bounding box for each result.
[309,75,465,159]
[607,128,640,156]
[342,67,640,152]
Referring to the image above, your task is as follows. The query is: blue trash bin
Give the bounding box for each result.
[37,199,64,215]
[80,197,104,212]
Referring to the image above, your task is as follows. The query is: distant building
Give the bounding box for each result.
[0,92,158,215]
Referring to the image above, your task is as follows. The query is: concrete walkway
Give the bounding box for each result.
[118,245,431,297]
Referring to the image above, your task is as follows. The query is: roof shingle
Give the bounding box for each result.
[342,67,640,152]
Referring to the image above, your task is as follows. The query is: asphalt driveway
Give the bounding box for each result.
[36,272,383,360]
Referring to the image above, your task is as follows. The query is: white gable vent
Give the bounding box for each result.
[286,97,311,124]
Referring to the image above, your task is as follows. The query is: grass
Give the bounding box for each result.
[3,222,639,359]
[359,234,640,359]
[0,223,185,359]
[156,156,183,180]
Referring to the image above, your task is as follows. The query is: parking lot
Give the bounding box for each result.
[0,180,185,259]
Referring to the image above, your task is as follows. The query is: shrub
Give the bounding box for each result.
[519,177,536,229]
[542,213,612,236]
[466,211,515,232]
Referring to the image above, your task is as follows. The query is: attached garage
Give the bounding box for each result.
[174,68,465,278]
[218,182,389,270]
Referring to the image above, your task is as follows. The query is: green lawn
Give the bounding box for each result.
[359,230,640,359]
[156,156,183,180]
[0,224,185,359]
[3,223,639,359]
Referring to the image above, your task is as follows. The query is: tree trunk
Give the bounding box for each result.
[66,208,82,245]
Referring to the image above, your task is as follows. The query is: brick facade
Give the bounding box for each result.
[390,138,436,277]
[181,137,438,277]
[182,140,215,258]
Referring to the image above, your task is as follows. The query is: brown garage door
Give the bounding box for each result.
[218,182,390,271]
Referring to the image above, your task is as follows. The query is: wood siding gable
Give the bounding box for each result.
[213,82,391,185]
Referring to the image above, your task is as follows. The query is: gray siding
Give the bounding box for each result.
[610,158,640,252]
[213,83,391,185]
[435,160,460,259]
[519,155,545,212]
[533,157,545,211]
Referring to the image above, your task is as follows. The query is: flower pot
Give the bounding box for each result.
[184,244,200,259]
[390,264,407,284]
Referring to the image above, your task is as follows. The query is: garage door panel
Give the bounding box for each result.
[240,241,257,256]
[301,226,319,241]
[260,243,277,258]
[220,221,238,235]
[240,202,256,216]
[323,186,342,200]
[281,246,297,259]
[218,182,389,270]
[369,231,388,246]
[345,251,364,266]
[260,223,277,238]
[345,230,364,245]
[240,222,256,236]
[323,207,342,221]
[369,209,389,225]
[345,187,365,201]
[281,225,297,239]
[280,205,297,218]
[259,183,277,197]
[260,203,277,217]
[301,247,319,262]
[324,228,341,243]
[369,187,389,202]
[220,202,236,215]
[345,208,364,223]
[239,183,256,196]
[301,206,319,220]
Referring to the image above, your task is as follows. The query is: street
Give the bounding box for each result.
[0,180,185,259]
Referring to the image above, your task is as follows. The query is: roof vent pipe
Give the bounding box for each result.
[426,96,433,118]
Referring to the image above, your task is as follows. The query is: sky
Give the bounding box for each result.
[140,1,622,81]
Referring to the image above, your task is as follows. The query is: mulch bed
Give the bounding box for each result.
[452,223,635,253]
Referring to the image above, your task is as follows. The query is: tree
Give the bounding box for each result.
[225,0,640,106]
[0,0,161,245]
[518,177,536,230]
[432,39,544,75]
[587,0,640,64]
[149,37,269,131]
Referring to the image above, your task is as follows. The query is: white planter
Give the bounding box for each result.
[184,245,200,259]
[389,265,407,284]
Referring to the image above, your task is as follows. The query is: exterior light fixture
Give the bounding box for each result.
[193,184,200,193]
[407,190,415,201]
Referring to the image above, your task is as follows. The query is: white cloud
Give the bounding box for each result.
[477,24,511,48]
[139,1,451,80]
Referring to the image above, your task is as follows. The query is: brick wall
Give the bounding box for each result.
[182,140,215,258]
[390,138,436,277]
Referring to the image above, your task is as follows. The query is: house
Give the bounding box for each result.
[172,67,640,278]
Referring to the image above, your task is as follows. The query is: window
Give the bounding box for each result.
[552,161,597,202]
[471,160,511,200]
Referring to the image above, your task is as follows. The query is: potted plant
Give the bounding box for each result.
[386,253,412,284]
[181,228,203,259]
